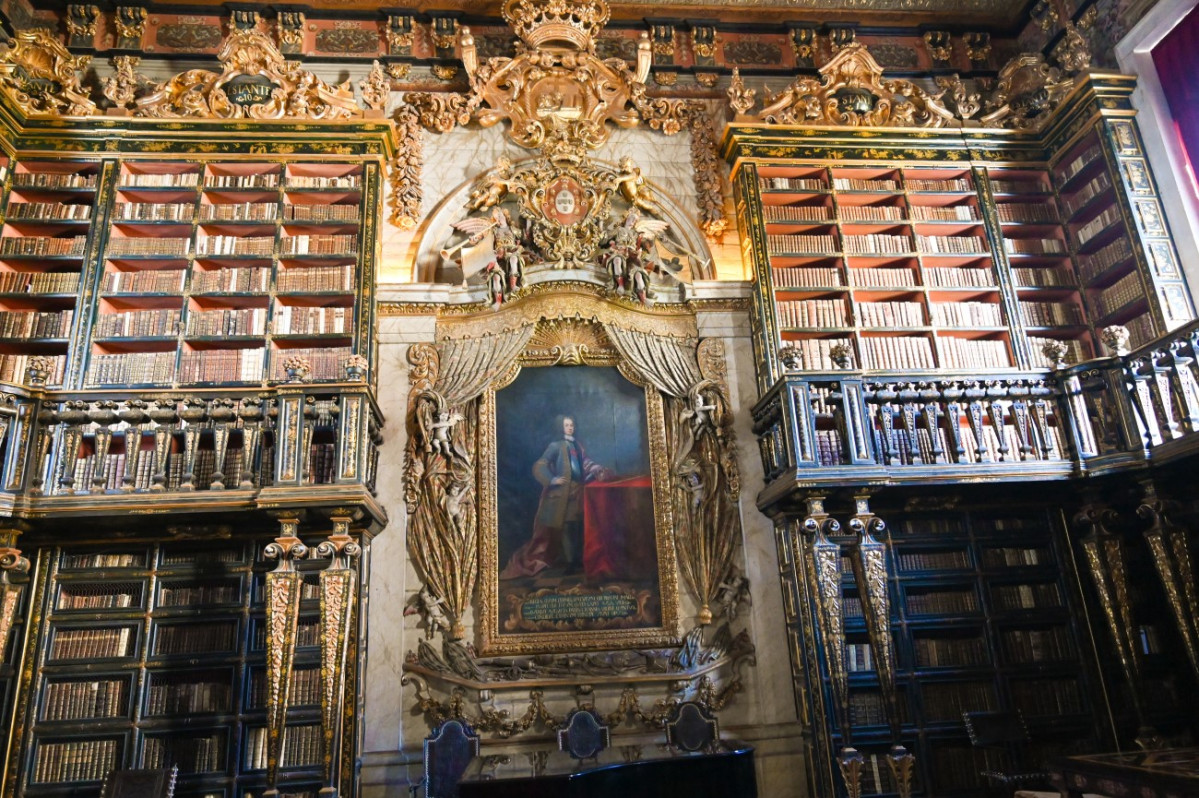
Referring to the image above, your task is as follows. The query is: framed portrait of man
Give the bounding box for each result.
[478,363,680,655]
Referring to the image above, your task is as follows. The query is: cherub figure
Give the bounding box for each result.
[615,156,660,215]
[715,569,752,622]
[427,409,462,457]
[403,585,450,640]
[686,386,720,436]
[467,157,513,211]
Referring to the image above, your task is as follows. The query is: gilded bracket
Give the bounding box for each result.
[262,519,309,797]
[847,496,901,739]
[800,497,851,741]
[1137,488,1199,688]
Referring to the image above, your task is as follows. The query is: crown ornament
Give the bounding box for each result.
[502,0,610,51]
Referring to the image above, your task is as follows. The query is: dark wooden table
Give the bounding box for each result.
[1052,748,1199,798]
[458,740,756,798]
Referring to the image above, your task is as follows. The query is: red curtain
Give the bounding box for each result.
[1153,4,1199,195]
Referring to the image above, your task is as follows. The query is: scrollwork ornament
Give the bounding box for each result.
[935,74,980,120]
[727,68,756,116]
[1051,23,1092,75]
[359,60,390,112]
[0,545,28,663]
[980,53,1073,130]
[0,30,97,117]
[262,524,308,792]
[104,55,148,111]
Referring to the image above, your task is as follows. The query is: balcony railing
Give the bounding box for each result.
[753,319,1199,500]
[0,381,384,522]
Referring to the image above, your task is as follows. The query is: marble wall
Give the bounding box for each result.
[357,114,803,796]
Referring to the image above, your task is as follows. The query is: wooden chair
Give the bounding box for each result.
[962,711,1051,798]
[101,766,178,798]
[418,718,480,798]
[665,701,720,752]
[558,708,610,759]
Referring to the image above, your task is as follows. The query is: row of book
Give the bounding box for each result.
[86,351,177,385]
[0,309,73,339]
[767,234,836,254]
[776,299,847,328]
[847,690,907,726]
[154,622,238,657]
[848,267,915,287]
[1020,301,1083,326]
[187,308,267,337]
[915,235,987,255]
[844,234,912,255]
[245,725,322,769]
[7,201,92,221]
[254,617,322,650]
[1062,172,1113,218]
[179,348,266,383]
[772,266,841,288]
[859,301,924,327]
[924,265,996,287]
[95,308,180,338]
[1004,237,1068,255]
[32,739,118,784]
[107,237,189,258]
[57,583,141,610]
[147,676,232,716]
[205,173,279,189]
[120,172,200,188]
[160,580,241,607]
[285,203,360,222]
[1013,266,1074,287]
[997,202,1059,223]
[1124,313,1155,348]
[1001,627,1071,663]
[941,337,1010,369]
[0,235,86,256]
[760,176,825,191]
[846,642,874,672]
[1093,271,1143,318]
[921,680,996,722]
[834,178,901,191]
[197,235,275,257]
[861,335,936,369]
[102,268,186,294]
[0,352,64,385]
[51,626,135,660]
[914,635,989,667]
[288,174,361,189]
[1078,237,1133,283]
[841,204,904,221]
[61,551,145,569]
[269,346,354,381]
[248,667,322,708]
[900,518,965,536]
[905,588,978,615]
[991,582,1060,610]
[144,734,225,774]
[42,678,127,721]
[1010,678,1084,716]
[1029,336,1089,367]
[281,234,358,256]
[1075,205,1123,249]
[200,202,276,222]
[279,263,357,293]
[1058,146,1102,184]
[113,202,193,221]
[193,265,270,293]
[897,549,971,571]
[981,546,1047,567]
[991,179,1048,195]
[15,172,98,190]
[0,270,80,293]
[907,178,972,192]
[764,204,832,222]
[815,428,844,465]
[274,305,352,335]
[930,301,1004,327]
[909,204,978,222]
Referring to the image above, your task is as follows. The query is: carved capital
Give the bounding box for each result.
[923,30,953,65]
[66,4,99,42]
[277,11,305,53]
[789,26,816,66]
[387,14,414,53]
[114,6,147,43]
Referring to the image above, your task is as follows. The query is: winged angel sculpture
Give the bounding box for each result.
[439,144,704,307]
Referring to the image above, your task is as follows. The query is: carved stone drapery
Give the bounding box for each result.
[262,520,308,798]
[0,30,96,117]
[404,328,535,639]
[135,27,359,120]
[734,43,955,128]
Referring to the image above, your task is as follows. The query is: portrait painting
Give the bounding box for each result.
[479,363,679,654]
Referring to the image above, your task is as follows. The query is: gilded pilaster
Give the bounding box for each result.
[1137,487,1199,688]
[262,518,309,798]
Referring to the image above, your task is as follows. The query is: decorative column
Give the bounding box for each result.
[262,516,309,798]
[847,495,914,798]
[1136,484,1199,687]
[0,524,29,663]
[313,510,361,797]
[800,497,859,798]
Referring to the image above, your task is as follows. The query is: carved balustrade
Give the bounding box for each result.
[754,319,1199,500]
[0,381,383,520]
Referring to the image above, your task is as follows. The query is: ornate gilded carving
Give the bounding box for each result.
[935,74,980,120]
[387,14,415,53]
[749,43,955,128]
[1137,489,1199,687]
[727,69,756,116]
[688,106,728,241]
[262,521,309,795]
[524,317,619,366]
[1103,325,1132,356]
[103,55,148,111]
[923,31,953,65]
[359,60,389,111]
[1051,22,1093,74]
[277,11,306,52]
[0,30,97,117]
[801,497,851,738]
[314,515,361,791]
[980,53,1073,130]
[0,542,29,663]
[839,746,865,798]
[964,32,991,65]
[135,27,359,120]
[66,5,99,40]
[405,90,480,134]
[888,745,917,798]
[114,6,148,43]
[790,27,816,65]
[847,497,900,735]
[389,103,423,229]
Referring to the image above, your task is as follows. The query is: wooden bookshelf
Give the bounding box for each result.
[84,158,368,389]
[19,541,335,798]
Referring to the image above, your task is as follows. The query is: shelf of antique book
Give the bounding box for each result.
[858,331,939,370]
[202,163,283,195]
[830,167,905,195]
[846,263,920,291]
[757,166,831,197]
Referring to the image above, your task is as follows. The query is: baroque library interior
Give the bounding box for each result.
[0,0,1197,795]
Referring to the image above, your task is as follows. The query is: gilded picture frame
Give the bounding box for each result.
[477,358,680,656]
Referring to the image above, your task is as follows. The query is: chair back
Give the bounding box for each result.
[666,702,719,752]
[102,766,178,798]
[558,708,610,759]
[423,718,480,798]
[962,711,1030,748]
